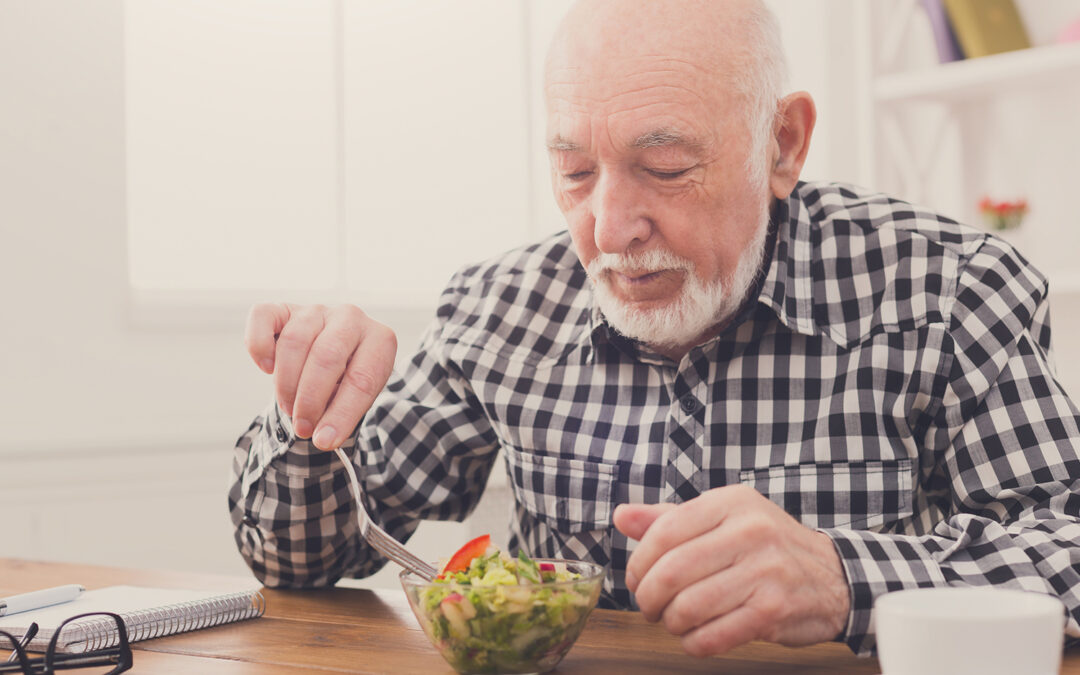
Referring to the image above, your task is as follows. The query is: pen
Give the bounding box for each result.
[0,584,85,617]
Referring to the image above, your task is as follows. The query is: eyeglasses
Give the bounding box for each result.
[0,612,132,674]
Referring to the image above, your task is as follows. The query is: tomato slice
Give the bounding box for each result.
[442,534,491,574]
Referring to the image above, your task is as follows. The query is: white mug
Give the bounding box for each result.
[875,587,1065,675]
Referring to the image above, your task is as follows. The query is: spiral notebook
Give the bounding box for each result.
[0,585,265,653]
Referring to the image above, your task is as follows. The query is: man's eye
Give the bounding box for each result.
[647,168,691,180]
[563,171,593,182]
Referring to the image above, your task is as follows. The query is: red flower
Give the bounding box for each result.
[978,195,1028,231]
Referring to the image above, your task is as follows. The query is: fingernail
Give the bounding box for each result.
[626,569,639,592]
[260,358,274,373]
[294,417,313,438]
[313,425,337,449]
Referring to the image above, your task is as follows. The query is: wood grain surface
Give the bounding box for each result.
[3,558,1077,674]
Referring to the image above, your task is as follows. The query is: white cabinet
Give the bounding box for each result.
[855,1,1080,293]
[126,0,535,308]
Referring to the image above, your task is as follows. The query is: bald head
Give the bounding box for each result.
[545,0,788,184]
[548,0,770,74]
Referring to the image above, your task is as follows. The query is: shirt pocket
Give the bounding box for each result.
[738,458,914,530]
[504,450,617,533]
[504,448,620,606]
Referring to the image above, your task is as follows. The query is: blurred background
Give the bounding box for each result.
[2,0,1079,589]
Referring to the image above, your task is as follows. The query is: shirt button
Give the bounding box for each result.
[275,424,288,443]
[242,514,258,527]
[679,395,700,414]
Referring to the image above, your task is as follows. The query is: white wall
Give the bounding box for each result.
[3,0,1079,585]
[0,0,526,584]
[1,0,262,575]
[0,3,268,454]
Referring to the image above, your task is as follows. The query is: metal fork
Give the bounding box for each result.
[333,448,438,581]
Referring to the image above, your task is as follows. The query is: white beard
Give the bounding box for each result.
[586,212,771,351]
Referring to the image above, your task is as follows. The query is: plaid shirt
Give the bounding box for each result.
[230,181,1080,655]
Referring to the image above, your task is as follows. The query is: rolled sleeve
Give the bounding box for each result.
[228,283,503,589]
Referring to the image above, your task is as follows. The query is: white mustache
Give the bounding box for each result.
[588,249,694,277]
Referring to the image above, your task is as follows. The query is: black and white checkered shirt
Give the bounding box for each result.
[230,181,1080,655]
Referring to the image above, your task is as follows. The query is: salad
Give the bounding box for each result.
[403,534,603,674]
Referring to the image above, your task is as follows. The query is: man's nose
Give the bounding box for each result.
[591,172,652,254]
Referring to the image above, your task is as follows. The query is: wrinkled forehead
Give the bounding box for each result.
[544,53,741,152]
[545,52,722,98]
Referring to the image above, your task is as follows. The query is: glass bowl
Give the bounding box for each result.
[400,559,605,674]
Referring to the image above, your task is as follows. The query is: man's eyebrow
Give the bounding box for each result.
[546,129,703,152]
[631,128,701,150]
[546,136,581,152]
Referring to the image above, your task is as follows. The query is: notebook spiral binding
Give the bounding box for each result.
[59,590,266,654]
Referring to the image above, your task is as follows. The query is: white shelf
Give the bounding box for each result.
[875,42,1080,104]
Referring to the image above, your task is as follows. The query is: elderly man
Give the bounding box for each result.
[229,0,1080,657]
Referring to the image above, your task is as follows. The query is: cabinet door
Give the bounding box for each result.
[127,0,339,292]
[128,1,538,307]
[343,0,532,306]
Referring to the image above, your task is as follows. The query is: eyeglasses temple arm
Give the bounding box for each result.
[4,623,38,664]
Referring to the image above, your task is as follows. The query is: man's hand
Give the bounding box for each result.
[613,485,850,657]
[245,303,397,450]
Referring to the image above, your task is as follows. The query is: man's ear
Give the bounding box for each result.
[769,91,816,201]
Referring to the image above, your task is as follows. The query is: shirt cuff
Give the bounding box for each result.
[242,401,334,489]
[818,527,948,656]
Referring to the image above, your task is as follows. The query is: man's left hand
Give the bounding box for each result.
[613,485,850,657]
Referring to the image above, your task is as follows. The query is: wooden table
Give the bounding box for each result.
[2,558,1078,674]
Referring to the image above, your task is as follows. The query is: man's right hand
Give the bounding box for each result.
[245,303,397,450]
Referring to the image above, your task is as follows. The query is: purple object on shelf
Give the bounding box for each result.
[920,0,965,62]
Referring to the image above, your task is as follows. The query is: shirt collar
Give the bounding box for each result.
[756,184,818,339]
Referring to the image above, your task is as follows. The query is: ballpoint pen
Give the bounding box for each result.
[0,584,85,617]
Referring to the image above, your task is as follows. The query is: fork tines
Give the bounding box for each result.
[368,526,438,579]
[334,448,438,581]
